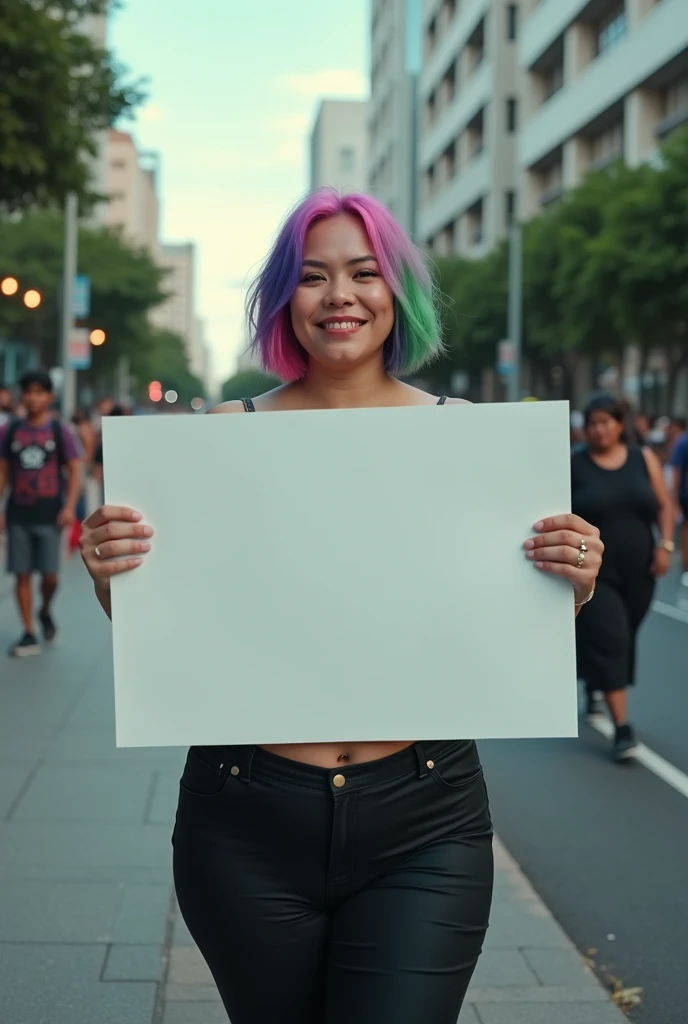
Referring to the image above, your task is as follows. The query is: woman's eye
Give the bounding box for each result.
[301,273,324,284]
[356,270,377,279]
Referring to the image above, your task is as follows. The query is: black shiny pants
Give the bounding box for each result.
[172,739,494,1024]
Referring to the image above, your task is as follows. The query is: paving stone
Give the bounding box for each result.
[0,943,157,1024]
[458,1006,482,1023]
[0,762,33,818]
[163,1003,229,1024]
[473,1003,626,1023]
[148,771,182,824]
[44,726,184,768]
[165,984,222,1002]
[469,950,539,988]
[0,820,173,870]
[168,946,216,986]
[111,882,172,943]
[172,909,196,947]
[103,943,164,981]
[485,899,571,950]
[0,880,121,942]
[11,764,153,823]
[469,986,608,1002]
[523,947,600,987]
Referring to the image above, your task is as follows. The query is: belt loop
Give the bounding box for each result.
[414,742,429,778]
[240,745,256,783]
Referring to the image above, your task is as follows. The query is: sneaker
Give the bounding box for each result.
[613,724,640,762]
[585,691,606,721]
[9,633,41,658]
[39,608,57,643]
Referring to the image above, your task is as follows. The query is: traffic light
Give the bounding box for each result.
[148,381,163,402]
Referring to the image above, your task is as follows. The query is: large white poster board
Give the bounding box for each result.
[104,401,577,748]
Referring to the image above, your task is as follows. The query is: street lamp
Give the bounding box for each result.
[89,328,106,346]
[1,277,19,296]
[23,289,42,309]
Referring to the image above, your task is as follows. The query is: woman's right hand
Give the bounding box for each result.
[79,505,154,589]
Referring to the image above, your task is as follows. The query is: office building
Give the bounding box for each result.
[417,0,522,257]
[150,244,195,354]
[104,130,160,257]
[309,100,369,193]
[368,0,423,235]
[518,0,688,218]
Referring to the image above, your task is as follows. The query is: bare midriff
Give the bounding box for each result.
[259,741,415,768]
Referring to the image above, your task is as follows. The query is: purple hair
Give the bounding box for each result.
[246,188,443,380]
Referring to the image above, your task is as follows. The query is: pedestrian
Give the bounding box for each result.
[668,417,688,586]
[78,188,603,1024]
[572,394,674,759]
[0,369,82,656]
[68,409,97,555]
[0,386,14,428]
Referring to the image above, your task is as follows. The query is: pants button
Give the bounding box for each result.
[426,760,435,770]
[332,774,346,788]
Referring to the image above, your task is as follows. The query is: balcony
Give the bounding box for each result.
[418,150,491,241]
[419,59,492,170]
[519,0,688,168]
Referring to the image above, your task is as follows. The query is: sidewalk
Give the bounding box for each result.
[0,562,628,1023]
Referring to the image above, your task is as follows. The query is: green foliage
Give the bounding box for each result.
[0,211,203,401]
[434,126,688,400]
[0,0,144,212]
[221,368,281,403]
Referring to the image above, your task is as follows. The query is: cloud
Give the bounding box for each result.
[281,68,368,99]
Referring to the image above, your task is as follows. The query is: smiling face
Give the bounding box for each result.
[289,213,395,374]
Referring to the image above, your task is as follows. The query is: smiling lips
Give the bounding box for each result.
[316,317,367,335]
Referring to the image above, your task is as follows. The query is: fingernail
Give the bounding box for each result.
[524,539,535,549]
[526,550,535,559]
[133,558,143,566]
[142,526,154,537]
[131,511,143,521]
[535,561,544,569]
[140,543,151,552]
[533,521,544,531]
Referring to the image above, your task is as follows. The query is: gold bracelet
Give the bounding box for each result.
[575,587,595,607]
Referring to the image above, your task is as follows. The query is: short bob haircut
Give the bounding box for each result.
[583,393,625,427]
[246,188,445,381]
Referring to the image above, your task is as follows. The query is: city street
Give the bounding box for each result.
[0,557,686,1023]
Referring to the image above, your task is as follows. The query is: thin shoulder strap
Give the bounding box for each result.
[240,398,256,412]
[437,395,447,405]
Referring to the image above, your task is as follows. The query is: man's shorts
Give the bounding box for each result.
[6,523,61,575]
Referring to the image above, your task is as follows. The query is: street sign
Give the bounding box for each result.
[72,274,90,319]
[68,327,91,370]
[497,340,515,375]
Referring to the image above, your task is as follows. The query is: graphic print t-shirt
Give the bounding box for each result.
[0,418,80,524]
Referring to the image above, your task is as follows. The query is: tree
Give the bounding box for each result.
[221,368,280,403]
[0,0,144,212]
[0,211,168,385]
[142,330,205,405]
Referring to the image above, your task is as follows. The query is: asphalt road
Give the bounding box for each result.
[479,568,688,1024]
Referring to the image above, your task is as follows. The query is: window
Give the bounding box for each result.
[111,159,126,170]
[596,6,627,55]
[506,97,518,132]
[339,147,356,173]
[505,190,516,225]
[665,77,688,117]
[426,16,437,57]
[443,140,456,180]
[507,4,518,41]
[590,122,623,166]
[544,63,564,100]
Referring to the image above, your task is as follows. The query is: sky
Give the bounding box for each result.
[108,0,370,385]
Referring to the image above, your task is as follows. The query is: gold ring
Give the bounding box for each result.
[577,549,586,569]
[580,538,588,552]
[95,546,102,558]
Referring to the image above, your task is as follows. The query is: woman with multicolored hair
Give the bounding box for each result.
[79,189,603,1023]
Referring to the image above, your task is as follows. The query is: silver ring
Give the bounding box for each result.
[94,546,102,559]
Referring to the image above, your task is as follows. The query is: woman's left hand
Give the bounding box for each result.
[524,514,604,605]
[651,546,671,578]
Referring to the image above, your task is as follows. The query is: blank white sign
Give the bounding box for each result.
[103,401,577,748]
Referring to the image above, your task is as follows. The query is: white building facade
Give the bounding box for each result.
[368,0,424,236]
[417,0,522,257]
[150,244,195,355]
[310,100,369,193]
[104,130,160,256]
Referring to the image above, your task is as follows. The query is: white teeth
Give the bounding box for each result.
[321,321,360,330]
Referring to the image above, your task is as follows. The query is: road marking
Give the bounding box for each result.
[652,600,688,624]
[589,717,688,800]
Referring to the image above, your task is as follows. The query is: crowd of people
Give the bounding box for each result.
[0,371,129,656]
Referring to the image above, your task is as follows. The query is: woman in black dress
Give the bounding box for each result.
[572,395,674,761]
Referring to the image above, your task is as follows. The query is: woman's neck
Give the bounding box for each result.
[296,362,400,409]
